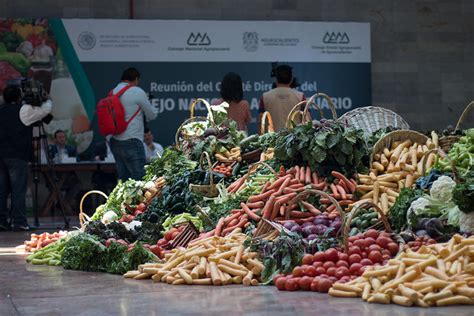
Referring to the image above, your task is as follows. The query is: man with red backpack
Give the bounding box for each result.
[105,67,158,181]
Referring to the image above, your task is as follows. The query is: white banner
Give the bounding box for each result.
[63,19,371,63]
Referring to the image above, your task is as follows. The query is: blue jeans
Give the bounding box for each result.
[0,158,28,226]
[110,138,146,181]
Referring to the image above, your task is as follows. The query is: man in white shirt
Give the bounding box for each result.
[0,86,52,231]
[143,128,164,163]
[109,68,158,181]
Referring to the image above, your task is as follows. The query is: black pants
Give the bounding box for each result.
[0,158,28,226]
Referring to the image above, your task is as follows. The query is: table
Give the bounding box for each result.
[32,162,116,217]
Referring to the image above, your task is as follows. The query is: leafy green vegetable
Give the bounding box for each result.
[452,173,474,214]
[144,147,197,182]
[98,179,145,217]
[274,121,369,177]
[388,188,424,232]
[133,221,163,244]
[246,232,305,284]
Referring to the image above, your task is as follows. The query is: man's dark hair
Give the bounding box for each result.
[3,86,21,103]
[121,67,141,81]
[144,127,151,134]
[54,130,65,138]
[220,72,243,103]
[275,65,293,85]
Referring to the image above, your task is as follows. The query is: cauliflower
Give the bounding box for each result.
[459,211,474,233]
[101,211,118,224]
[123,220,142,231]
[407,197,431,226]
[430,176,456,203]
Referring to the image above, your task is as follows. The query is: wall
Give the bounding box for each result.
[2,0,473,131]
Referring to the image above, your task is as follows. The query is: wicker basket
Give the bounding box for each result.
[421,148,459,182]
[260,111,275,134]
[241,149,262,163]
[285,92,338,129]
[287,189,345,221]
[189,152,219,198]
[175,116,215,150]
[439,101,473,152]
[189,98,214,121]
[253,218,288,240]
[338,106,409,135]
[371,130,429,167]
[342,200,405,253]
[79,190,108,229]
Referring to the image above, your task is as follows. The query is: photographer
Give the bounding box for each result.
[0,86,52,231]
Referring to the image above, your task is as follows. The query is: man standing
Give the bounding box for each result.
[259,64,305,131]
[110,68,158,180]
[0,86,52,231]
[48,130,77,162]
[143,128,164,163]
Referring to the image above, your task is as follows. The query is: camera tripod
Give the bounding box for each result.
[31,122,70,229]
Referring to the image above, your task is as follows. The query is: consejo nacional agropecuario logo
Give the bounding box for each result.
[322,32,350,44]
[186,32,211,46]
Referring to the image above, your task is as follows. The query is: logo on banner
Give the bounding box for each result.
[187,32,211,46]
[78,31,96,50]
[323,32,350,44]
[243,32,259,52]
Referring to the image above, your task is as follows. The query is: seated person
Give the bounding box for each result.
[143,128,164,163]
[48,129,77,162]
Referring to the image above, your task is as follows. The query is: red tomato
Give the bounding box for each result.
[286,278,299,291]
[136,202,146,212]
[361,251,368,258]
[299,276,313,291]
[149,245,162,257]
[354,239,366,250]
[382,249,392,257]
[360,258,373,266]
[275,277,287,290]
[300,265,310,275]
[302,254,314,265]
[376,236,391,248]
[349,263,362,276]
[325,248,339,262]
[292,266,304,277]
[335,267,350,279]
[364,237,376,247]
[323,261,336,269]
[348,235,359,243]
[336,260,349,268]
[365,229,379,240]
[379,232,391,238]
[164,230,174,241]
[329,276,338,283]
[273,274,284,285]
[348,246,361,256]
[306,266,317,277]
[326,267,336,277]
[348,254,362,265]
[315,267,326,276]
[116,239,128,246]
[313,252,326,262]
[318,278,333,293]
[171,231,180,240]
[368,251,383,263]
[382,254,391,261]
[338,253,349,262]
[178,225,186,232]
[310,279,320,291]
[387,243,399,256]
[312,261,323,269]
[368,244,381,252]
[359,266,367,276]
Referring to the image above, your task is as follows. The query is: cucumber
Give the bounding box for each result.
[360,220,370,228]
[232,162,241,177]
[352,219,361,228]
[349,227,359,236]
[367,212,379,220]
[370,218,379,225]
[239,135,259,148]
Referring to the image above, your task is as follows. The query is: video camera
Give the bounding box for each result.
[6,78,53,124]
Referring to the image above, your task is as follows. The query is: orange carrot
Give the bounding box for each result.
[305,167,312,184]
[311,182,326,190]
[331,171,356,193]
[289,183,305,189]
[312,172,319,185]
[299,166,306,183]
[326,204,336,213]
[294,166,300,179]
[338,200,354,206]
[301,201,321,216]
[330,184,341,199]
[241,202,261,222]
[222,216,248,235]
[320,198,330,204]
[248,189,276,203]
[267,175,291,191]
[224,212,242,224]
[274,177,291,196]
[283,187,305,194]
[280,205,286,217]
[336,184,347,200]
[289,179,299,185]
[246,201,265,209]
[271,200,282,220]
[279,166,286,176]
[215,218,225,236]
[262,195,276,219]
[275,192,297,204]
[260,182,271,194]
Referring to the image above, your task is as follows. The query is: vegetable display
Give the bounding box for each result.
[23,231,67,252]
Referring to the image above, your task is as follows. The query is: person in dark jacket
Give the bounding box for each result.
[0,86,52,231]
[48,130,77,162]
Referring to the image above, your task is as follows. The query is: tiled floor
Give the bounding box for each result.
[1,231,473,315]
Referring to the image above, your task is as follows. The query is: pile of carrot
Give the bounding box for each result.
[217,166,359,233]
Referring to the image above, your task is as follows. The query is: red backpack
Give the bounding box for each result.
[96,85,140,136]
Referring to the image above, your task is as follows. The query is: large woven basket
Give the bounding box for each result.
[371,130,429,166]
[79,190,108,229]
[338,106,409,134]
[285,92,338,129]
[189,152,219,198]
[439,101,473,152]
[260,111,275,134]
